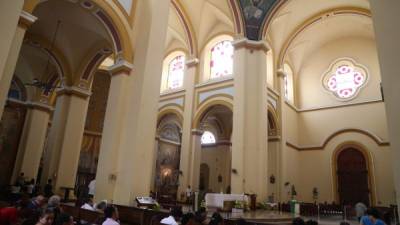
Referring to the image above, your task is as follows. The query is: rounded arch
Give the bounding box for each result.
[8,76,28,102]
[276,7,371,69]
[200,34,234,83]
[26,0,134,64]
[193,97,233,130]
[158,105,184,126]
[332,142,376,206]
[227,0,245,36]
[268,106,278,136]
[160,50,187,92]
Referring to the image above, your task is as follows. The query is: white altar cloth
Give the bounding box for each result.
[205,193,248,208]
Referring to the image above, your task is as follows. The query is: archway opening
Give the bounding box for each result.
[336,147,371,206]
[198,104,232,193]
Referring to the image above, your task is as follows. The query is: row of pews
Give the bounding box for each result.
[61,204,169,225]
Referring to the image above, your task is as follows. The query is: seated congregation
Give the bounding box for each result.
[0,1,399,225]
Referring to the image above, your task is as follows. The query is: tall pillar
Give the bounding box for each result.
[95,61,133,202]
[41,87,90,193]
[95,0,170,205]
[0,0,24,81]
[0,11,37,119]
[189,130,203,191]
[178,57,199,196]
[369,0,400,213]
[277,69,288,202]
[231,38,269,200]
[12,102,52,183]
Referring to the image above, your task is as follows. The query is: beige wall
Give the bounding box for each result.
[200,145,231,193]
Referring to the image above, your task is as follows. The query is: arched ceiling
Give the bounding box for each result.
[166,0,235,55]
[200,105,233,140]
[284,14,374,75]
[266,0,370,65]
[28,0,113,83]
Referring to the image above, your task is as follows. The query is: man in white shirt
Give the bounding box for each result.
[102,206,119,225]
[160,208,181,225]
[88,179,96,198]
[81,198,95,211]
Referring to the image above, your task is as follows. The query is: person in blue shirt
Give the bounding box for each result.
[360,208,386,225]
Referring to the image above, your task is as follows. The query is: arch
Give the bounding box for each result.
[268,106,278,136]
[27,0,134,64]
[171,0,198,56]
[200,34,234,83]
[160,50,187,92]
[276,7,371,69]
[227,0,245,36]
[193,97,233,129]
[8,76,28,102]
[332,142,376,206]
[261,0,290,39]
[158,106,184,127]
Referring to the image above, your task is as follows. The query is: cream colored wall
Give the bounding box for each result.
[297,37,382,109]
[281,35,393,206]
[200,145,231,193]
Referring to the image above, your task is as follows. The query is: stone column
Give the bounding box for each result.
[369,0,400,214]
[12,102,52,183]
[0,0,24,81]
[177,57,199,196]
[41,87,90,193]
[231,38,269,200]
[95,61,133,202]
[276,69,288,202]
[0,11,37,119]
[95,0,170,205]
[189,129,204,191]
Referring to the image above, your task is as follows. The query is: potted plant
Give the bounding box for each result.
[232,200,244,213]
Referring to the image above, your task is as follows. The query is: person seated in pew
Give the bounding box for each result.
[208,213,223,225]
[160,207,182,225]
[292,217,305,225]
[102,206,119,225]
[55,213,73,225]
[81,198,95,211]
[94,201,107,213]
[36,208,55,225]
[360,208,386,225]
[181,213,195,225]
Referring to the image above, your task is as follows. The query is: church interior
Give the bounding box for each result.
[1,0,400,224]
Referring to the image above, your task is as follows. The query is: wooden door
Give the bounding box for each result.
[337,148,370,206]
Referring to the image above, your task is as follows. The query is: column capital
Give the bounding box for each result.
[26,101,54,113]
[185,57,199,68]
[277,68,287,78]
[107,60,134,76]
[56,86,92,99]
[232,38,269,53]
[191,129,204,136]
[18,11,38,29]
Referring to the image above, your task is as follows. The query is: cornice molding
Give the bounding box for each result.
[107,60,133,76]
[18,10,38,29]
[56,86,92,99]
[26,101,54,113]
[185,57,199,68]
[191,129,204,136]
[232,38,269,53]
[286,128,390,151]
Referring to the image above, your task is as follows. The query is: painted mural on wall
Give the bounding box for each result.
[0,103,26,188]
[239,0,279,40]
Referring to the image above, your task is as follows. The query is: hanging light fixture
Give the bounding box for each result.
[25,20,62,92]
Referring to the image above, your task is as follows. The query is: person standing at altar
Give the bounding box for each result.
[88,179,96,198]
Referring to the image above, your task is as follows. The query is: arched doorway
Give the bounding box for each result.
[336,147,371,206]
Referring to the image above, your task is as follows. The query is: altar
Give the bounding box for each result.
[205,193,249,209]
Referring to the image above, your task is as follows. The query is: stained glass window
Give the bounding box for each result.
[323,58,368,100]
[167,55,185,89]
[210,41,233,79]
[201,131,216,145]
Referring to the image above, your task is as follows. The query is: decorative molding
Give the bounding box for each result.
[276,68,287,78]
[284,99,383,113]
[107,60,133,75]
[18,10,38,29]
[232,38,269,53]
[195,76,234,89]
[84,130,102,137]
[268,136,281,142]
[56,86,92,98]
[156,137,181,146]
[185,57,199,67]
[26,101,54,113]
[191,129,204,136]
[286,128,390,151]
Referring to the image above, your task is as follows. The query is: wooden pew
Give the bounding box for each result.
[114,205,142,225]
